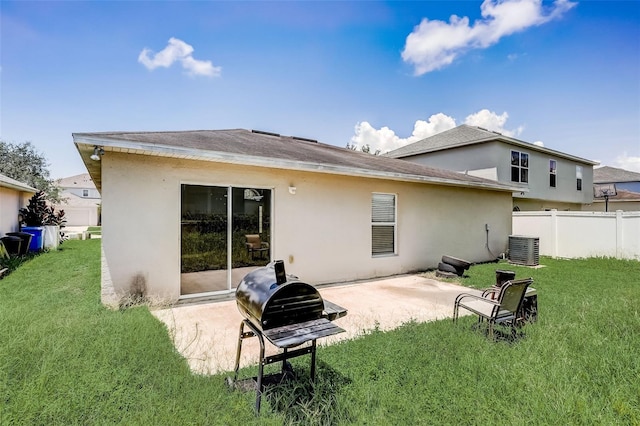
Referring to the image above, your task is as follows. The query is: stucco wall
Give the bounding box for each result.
[582,201,640,212]
[0,187,26,236]
[400,142,594,208]
[512,198,583,212]
[101,152,513,301]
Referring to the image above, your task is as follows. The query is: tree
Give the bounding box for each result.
[0,140,61,202]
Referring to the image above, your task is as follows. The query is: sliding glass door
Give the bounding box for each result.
[180,184,271,296]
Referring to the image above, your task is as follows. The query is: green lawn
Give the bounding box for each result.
[1,240,639,424]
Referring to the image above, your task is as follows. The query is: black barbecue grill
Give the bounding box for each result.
[228,260,347,413]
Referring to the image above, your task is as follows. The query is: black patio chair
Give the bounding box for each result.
[453,278,533,339]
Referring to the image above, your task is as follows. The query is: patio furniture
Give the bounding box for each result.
[453,278,533,338]
[0,236,22,256]
[245,234,269,260]
[7,232,33,256]
[0,241,9,260]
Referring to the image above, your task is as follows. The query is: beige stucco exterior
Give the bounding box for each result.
[101,152,513,302]
[0,184,35,236]
[582,200,640,212]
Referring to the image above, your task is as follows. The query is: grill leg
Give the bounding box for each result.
[282,348,288,374]
[310,339,317,383]
[233,321,246,382]
[256,331,266,414]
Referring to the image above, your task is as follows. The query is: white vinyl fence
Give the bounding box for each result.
[512,210,640,260]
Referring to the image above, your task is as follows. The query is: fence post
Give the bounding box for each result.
[550,209,558,258]
[616,210,623,259]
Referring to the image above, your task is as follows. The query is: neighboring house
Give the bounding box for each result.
[584,166,640,211]
[587,189,640,212]
[74,129,521,304]
[593,166,640,193]
[0,173,37,236]
[55,173,101,226]
[386,125,599,211]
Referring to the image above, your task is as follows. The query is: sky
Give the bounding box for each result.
[1,0,639,179]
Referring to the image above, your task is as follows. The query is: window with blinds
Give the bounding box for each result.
[371,193,396,256]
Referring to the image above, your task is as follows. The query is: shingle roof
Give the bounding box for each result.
[385,124,598,165]
[73,129,521,193]
[57,173,96,189]
[385,125,497,158]
[593,166,640,183]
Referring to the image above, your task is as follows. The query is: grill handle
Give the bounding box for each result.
[274,260,287,285]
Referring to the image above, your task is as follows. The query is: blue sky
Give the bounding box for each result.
[1,0,639,179]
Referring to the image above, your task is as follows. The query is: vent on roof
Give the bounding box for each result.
[491,130,502,135]
[477,126,488,131]
[291,136,318,143]
[252,130,281,137]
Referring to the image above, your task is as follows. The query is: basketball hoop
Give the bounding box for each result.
[593,184,617,212]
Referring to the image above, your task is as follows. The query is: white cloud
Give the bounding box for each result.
[138,37,221,77]
[402,0,576,75]
[463,109,523,137]
[615,153,640,172]
[350,113,456,153]
[351,109,525,153]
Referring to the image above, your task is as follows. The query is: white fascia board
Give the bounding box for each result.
[73,136,521,193]
[0,176,37,193]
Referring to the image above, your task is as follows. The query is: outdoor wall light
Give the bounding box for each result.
[90,146,104,161]
[288,186,297,195]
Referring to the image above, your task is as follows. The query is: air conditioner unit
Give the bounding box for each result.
[508,235,539,266]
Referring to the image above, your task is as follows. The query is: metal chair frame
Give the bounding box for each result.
[453,278,533,338]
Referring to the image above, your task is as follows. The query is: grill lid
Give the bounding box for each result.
[236,261,324,330]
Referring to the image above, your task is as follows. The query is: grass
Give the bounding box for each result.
[1,240,639,424]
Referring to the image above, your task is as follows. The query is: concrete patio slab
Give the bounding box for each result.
[151,274,480,375]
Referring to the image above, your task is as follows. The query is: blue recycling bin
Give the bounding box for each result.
[22,226,44,251]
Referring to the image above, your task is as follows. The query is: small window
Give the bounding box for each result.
[82,189,89,197]
[576,166,583,191]
[371,193,396,256]
[549,160,557,188]
[510,150,529,183]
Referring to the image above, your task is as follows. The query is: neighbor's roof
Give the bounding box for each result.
[594,166,640,183]
[73,129,522,193]
[385,124,598,166]
[57,173,96,189]
[0,173,37,193]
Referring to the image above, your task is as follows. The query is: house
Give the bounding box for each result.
[55,173,101,226]
[585,166,640,211]
[385,125,599,211]
[593,166,640,193]
[73,129,522,304]
[0,173,37,236]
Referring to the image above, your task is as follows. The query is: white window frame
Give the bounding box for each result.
[371,193,397,257]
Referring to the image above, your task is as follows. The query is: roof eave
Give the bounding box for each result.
[73,135,519,194]
[0,177,38,193]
